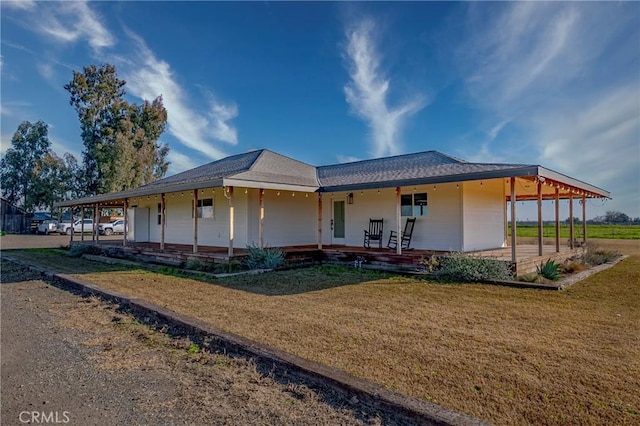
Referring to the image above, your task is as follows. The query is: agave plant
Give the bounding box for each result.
[537,259,560,281]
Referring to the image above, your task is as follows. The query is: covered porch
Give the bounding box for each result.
[77,239,585,276]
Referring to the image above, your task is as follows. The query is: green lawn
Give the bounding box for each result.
[511,223,640,239]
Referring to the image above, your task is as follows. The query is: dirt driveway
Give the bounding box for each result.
[0,234,122,250]
[1,260,380,425]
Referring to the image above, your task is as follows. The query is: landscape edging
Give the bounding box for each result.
[4,255,489,426]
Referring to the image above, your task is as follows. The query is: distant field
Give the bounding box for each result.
[511,224,640,240]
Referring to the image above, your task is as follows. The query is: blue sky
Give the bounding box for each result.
[1,1,639,219]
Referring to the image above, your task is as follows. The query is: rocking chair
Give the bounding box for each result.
[387,217,416,250]
[363,219,384,249]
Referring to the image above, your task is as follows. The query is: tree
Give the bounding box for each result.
[604,211,630,224]
[1,121,51,211]
[64,64,169,195]
[0,121,78,212]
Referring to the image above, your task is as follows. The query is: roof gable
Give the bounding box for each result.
[231,150,318,187]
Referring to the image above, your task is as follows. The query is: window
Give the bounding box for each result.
[194,198,214,219]
[157,203,162,225]
[401,193,428,217]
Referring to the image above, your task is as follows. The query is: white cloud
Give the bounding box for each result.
[453,2,640,216]
[167,150,199,175]
[336,155,362,164]
[37,62,55,81]
[28,1,114,54]
[343,18,426,158]
[2,1,36,11]
[121,30,237,160]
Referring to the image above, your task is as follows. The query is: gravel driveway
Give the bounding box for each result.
[1,260,381,425]
[0,234,122,250]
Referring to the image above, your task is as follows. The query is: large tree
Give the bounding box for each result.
[64,64,169,195]
[0,120,77,212]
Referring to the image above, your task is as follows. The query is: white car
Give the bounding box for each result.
[37,219,59,235]
[57,219,95,235]
[98,219,125,236]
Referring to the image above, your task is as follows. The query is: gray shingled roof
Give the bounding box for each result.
[55,148,609,207]
[317,151,532,191]
[143,150,263,188]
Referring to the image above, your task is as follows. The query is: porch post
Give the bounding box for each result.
[122,199,128,247]
[259,189,264,248]
[569,193,574,249]
[503,183,508,246]
[160,193,166,251]
[317,192,323,250]
[81,207,85,242]
[95,204,99,243]
[228,186,234,257]
[554,187,560,253]
[510,178,517,267]
[537,180,543,256]
[582,194,587,245]
[396,187,402,255]
[193,190,198,253]
[70,207,74,244]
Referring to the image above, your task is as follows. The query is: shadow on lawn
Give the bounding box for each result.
[214,266,394,296]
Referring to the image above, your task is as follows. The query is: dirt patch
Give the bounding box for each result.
[1,259,384,425]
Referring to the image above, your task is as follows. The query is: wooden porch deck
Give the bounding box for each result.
[82,239,583,275]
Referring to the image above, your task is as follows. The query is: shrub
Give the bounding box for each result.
[537,260,560,281]
[418,255,440,273]
[67,244,92,257]
[434,252,513,282]
[214,260,243,274]
[243,244,285,270]
[185,258,203,271]
[560,261,586,274]
[582,246,620,266]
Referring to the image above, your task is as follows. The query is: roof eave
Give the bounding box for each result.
[319,166,541,193]
[54,178,225,208]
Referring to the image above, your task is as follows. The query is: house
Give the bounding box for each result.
[55,149,610,269]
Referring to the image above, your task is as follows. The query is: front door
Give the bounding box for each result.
[332,200,346,245]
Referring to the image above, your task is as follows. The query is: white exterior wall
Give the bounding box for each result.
[246,189,317,247]
[322,184,463,251]
[126,180,505,252]
[461,179,506,251]
[132,188,249,247]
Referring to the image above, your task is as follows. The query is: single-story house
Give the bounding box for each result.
[55,149,610,268]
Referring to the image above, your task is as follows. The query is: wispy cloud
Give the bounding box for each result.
[167,149,199,174]
[121,30,237,160]
[453,2,639,214]
[2,1,36,11]
[336,154,362,164]
[537,86,639,200]
[343,18,426,158]
[27,1,114,54]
